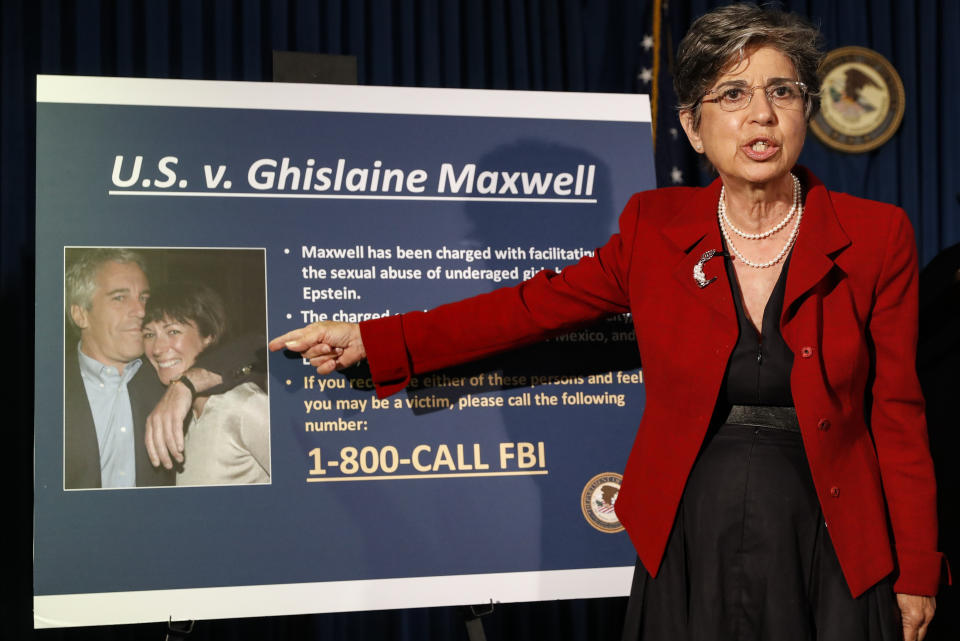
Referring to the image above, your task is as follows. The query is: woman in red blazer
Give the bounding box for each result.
[271,5,945,640]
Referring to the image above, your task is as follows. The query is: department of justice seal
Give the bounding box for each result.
[581,473,624,533]
[810,46,905,153]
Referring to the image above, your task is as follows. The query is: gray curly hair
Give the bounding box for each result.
[675,3,825,130]
[65,248,146,330]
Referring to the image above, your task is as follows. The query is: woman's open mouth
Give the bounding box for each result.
[742,138,780,160]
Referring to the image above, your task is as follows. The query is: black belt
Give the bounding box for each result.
[724,405,800,432]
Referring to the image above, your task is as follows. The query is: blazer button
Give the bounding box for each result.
[818,418,831,431]
[800,346,815,358]
[830,486,840,498]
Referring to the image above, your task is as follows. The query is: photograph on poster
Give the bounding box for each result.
[63,246,269,490]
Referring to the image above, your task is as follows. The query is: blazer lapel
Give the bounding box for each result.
[660,169,849,334]
[662,178,737,326]
[781,168,851,327]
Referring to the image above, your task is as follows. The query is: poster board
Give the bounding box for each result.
[34,76,655,628]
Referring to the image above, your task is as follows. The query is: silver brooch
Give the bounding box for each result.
[693,249,720,288]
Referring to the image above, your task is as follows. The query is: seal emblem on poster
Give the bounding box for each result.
[581,472,624,533]
[810,46,905,153]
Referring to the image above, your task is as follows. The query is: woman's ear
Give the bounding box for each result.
[679,110,704,154]
[202,334,214,348]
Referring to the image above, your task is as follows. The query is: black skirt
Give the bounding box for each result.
[621,422,899,641]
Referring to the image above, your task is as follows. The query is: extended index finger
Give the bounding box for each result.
[268,325,318,352]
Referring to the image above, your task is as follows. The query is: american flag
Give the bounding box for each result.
[634,1,702,188]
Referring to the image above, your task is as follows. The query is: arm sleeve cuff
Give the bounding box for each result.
[360,315,411,398]
[892,545,951,595]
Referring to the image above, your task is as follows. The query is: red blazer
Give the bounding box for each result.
[360,167,946,597]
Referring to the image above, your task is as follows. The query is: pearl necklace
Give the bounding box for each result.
[719,176,803,269]
[719,173,800,239]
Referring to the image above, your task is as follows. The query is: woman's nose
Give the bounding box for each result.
[748,88,777,123]
[152,334,169,354]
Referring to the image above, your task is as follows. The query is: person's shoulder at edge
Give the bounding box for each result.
[206,381,267,442]
[236,380,268,402]
[214,380,267,407]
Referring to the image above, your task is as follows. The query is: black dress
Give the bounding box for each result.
[621,253,899,641]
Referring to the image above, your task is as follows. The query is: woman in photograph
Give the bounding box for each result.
[271,5,945,640]
[143,282,270,486]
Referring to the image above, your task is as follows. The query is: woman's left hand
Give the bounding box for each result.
[896,593,935,641]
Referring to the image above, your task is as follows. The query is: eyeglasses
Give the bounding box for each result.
[701,81,808,111]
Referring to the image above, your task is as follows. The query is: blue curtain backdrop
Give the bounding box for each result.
[5,1,958,639]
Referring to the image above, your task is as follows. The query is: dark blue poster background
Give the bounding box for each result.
[34,80,655,619]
